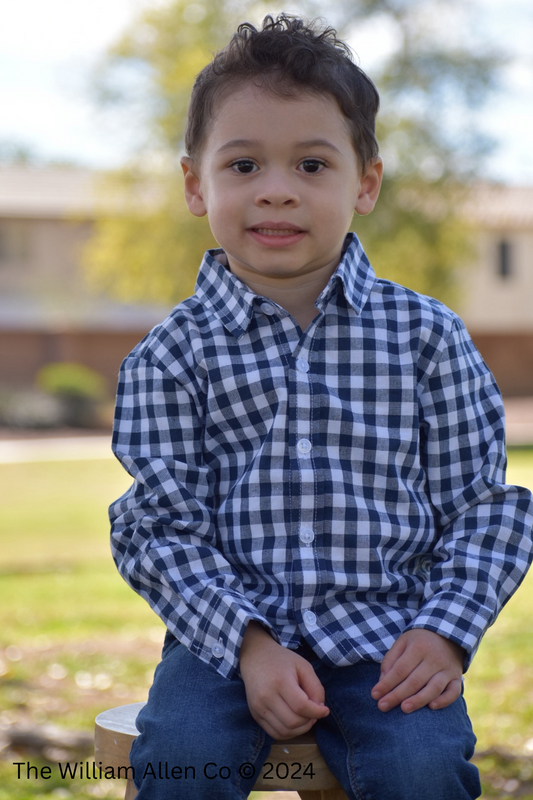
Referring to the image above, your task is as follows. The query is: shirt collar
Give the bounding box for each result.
[194,232,376,338]
[317,232,376,316]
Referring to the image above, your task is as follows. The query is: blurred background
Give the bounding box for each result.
[1,1,533,798]
[1,0,533,424]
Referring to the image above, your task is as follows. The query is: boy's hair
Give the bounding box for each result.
[184,14,380,173]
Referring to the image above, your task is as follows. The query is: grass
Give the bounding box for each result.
[1,447,533,798]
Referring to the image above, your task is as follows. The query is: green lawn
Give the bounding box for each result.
[1,448,533,798]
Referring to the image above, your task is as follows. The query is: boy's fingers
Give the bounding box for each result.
[259,659,328,729]
[281,681,329,721]
[400,677,462,714]
[375,658,450,708]
[378,634,407,676]
[241,643,328,739]
[428,678,462,710]
[371,631,465,713]
[375,669,431,710]
[398,673,453,713]
[261,714,316,740]
[249,693,305,734]
[379,671,460,713]
[266,697,313,730]
[296,660,329,712]
[372,652,422,699]
[255,691,321,739]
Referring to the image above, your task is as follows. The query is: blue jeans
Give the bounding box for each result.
[130,634,481,799]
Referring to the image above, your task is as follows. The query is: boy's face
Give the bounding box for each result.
[181,83,382,292]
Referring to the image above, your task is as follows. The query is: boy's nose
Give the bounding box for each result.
[254,171,300,206]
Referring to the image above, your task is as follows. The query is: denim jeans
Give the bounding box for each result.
[130,633,481,800]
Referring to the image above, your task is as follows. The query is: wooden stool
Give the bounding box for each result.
[95,702,348,799]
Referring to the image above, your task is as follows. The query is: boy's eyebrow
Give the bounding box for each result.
[216,138,343,154]
[296,139,343,153]
[216,139,260,153]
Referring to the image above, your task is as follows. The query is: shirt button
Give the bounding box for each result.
[260,302,275,315]
[296,358,309,373]
[303,610,317,627]
[211,643,224,658]
[299,527,315,545]
[297,438,312,455]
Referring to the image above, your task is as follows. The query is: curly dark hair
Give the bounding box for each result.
[184,14,380,172]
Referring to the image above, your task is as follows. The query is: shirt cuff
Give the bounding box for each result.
[185,607,279,679]
[405,592,493,671]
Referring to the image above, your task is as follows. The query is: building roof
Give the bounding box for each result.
[0,165,100,219]
[465,184,533,230]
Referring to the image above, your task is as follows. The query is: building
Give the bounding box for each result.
[1,165,532,398]
[0,165,172,393]
[459,185,533,396]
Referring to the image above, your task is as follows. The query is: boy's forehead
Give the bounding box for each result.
[204,81,354,153]
[211,80,334,121]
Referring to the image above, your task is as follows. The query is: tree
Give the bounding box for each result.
[83,0,503,309]
[340,0,501,303]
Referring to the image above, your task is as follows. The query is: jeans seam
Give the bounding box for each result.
[326,701,368,800]
[129,738,141,791]
[234,723,270,798]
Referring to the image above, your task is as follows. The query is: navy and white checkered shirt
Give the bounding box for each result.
[110,233,533,679]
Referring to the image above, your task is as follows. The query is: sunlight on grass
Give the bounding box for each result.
[464,449,533,759]
[507,447,533,493]
[0,447,532,799]
[0,459,132,569]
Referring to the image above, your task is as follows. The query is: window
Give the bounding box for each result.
[497,238,512,279]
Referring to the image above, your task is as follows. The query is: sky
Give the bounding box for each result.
[1,0,532,183]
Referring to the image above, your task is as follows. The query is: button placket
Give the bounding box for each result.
[290,338,319,629]
[303,610,317,627]
[297,438,312,457]
[299,526,315,545]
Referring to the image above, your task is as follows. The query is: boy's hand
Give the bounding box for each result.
[239,622,329,740]
[371,629,464,714]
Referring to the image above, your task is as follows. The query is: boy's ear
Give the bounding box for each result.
[180,156,207,217]
[354,157,383,216]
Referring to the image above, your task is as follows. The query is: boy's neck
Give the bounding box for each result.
[253,277,323,330]
[225,258,340,332]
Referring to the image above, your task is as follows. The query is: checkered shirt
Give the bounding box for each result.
[110,233,533,679]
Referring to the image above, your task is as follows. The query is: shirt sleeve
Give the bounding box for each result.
[407,316,533,668]
[109,352,276,679]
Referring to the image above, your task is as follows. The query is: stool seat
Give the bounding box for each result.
[95,702,348,799]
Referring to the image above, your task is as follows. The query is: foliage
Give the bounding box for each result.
[85,167,215,303]
[0,139,82,168]
[36,363,108,401]
[354,174,472,303]
[83,0,242,305]
[35,362,109,428]
[83,0,504,309]
[0,140,38,165]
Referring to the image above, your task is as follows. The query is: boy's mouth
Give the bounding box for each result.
[252,225,304,236]
[248,225,307,247]
[251,227,304,236]
[248,222,306,244]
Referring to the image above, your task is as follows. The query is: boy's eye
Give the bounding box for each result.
[299,159,325,174]
[231,159,258,174]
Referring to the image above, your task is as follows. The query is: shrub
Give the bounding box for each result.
[35,363,109,428]
[36,362,108,400]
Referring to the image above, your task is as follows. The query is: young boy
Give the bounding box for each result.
[109,14,533,800]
